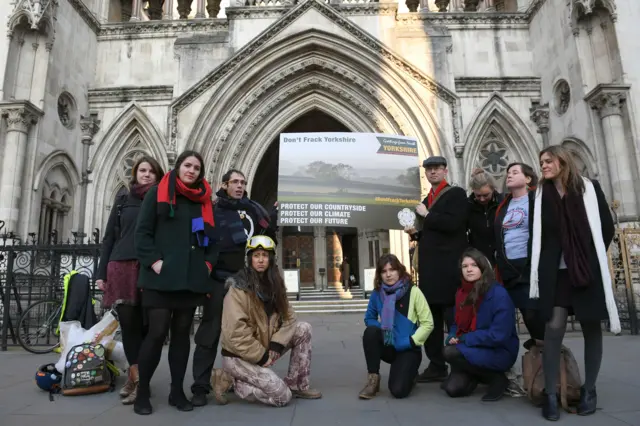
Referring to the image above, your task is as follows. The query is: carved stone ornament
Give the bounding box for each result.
[464,0,480,12]
[435,0,450,12]
[9,0,58,30]
[589,91,626,119]
[530,102,550,133]
[0,106,38,133]
[554,80,570,115]
[478,139,509,179]
[57,92,77,129]
[169,0,460,152]
[79,115,101,140]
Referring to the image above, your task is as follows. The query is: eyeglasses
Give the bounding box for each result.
[227,179,247,186]
[247,235,276,251]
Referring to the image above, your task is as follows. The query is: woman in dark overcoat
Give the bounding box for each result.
[529,145,619,421]
[96,155,164,404]
[134,150,218,415]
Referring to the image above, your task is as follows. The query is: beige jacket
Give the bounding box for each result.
[221,273,297,365]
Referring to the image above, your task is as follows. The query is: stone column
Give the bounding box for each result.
[586,85,637,221]
[388,230,410,268]
[130,0,142,21]
[484,0,495,11]
[78,115,101,236]
[0,101,41,234]
[313,227,327,290]
[195,0,206,18]
[163,0,175,19]
[529,101,550,147]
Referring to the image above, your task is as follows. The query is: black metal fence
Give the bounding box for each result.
[0,224,103,351]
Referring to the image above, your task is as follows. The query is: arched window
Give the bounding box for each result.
[38,166,74,242]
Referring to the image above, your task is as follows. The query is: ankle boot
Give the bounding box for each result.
[133,386,152,416]
[212,368,233,405]
[168,386,194,412]
[121,365,140,405]
[358,373,380,399]
[577,386,597,416]
[120,365,138,398]
[481,373,508,402]
[542,392,559,421]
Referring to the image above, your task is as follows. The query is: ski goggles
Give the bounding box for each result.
[246,235,276,251]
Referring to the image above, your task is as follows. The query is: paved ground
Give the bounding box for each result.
[1,314,639,426]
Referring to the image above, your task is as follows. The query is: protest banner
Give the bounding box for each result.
[277,132,421,230]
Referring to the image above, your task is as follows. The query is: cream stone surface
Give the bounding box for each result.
[1,0,639,283]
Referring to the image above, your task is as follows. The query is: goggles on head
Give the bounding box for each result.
[246,235,276,252]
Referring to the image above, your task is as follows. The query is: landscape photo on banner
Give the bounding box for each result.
[277,132,422,230]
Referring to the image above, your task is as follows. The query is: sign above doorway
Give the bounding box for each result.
[277,132,422,229]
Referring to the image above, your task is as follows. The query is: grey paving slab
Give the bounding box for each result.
[1,314,639,426]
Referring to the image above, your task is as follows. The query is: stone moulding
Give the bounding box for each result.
[169,0,460,154]
[98,19,229,40]
[66,0,100,34]
[395,12,529,29]
[88,86,175,104]
[455,77,541,93]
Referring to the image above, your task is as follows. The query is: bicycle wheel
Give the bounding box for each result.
[17,300,62,354]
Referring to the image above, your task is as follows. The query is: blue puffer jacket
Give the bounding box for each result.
[447,283,519,372]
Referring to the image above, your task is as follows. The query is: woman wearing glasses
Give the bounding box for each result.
[212,235,322,407]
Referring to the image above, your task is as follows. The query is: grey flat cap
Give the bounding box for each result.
[422,156,447,168]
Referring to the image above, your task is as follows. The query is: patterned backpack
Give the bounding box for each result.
[61,342,115,396]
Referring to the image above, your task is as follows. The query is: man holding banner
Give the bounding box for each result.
[406,156,469,383]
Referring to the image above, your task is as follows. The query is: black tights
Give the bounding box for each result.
[116,304,145,366]
[441,346,505,398]
[363,326,421,399]
[137,308,196,397]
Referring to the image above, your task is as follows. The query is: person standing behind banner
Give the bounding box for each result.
[191,169,278,407]
[404,156,468,383]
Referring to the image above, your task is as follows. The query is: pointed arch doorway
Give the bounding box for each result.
[250,109,377,290]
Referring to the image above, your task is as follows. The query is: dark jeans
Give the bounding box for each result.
[507,283,545,341]
[424,304,453,371]
[191,281,227,394]
[363,326,421,399]
[441,346,504,397]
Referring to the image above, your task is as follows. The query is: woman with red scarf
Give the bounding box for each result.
[134,150,218,415]
[441,248,519,401]
[96,155,164,405]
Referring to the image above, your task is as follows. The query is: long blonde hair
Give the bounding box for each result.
[539,145,585,194]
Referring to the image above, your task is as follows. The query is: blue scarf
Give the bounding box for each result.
[379,278,409,346]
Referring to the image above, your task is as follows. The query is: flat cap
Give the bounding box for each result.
[422,156,447,168]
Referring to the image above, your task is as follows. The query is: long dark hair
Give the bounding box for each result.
[129,155,165,186]
[539,145,585,195]
[459,248,495,307]
[373,253,412,291]
[245,249,290,319]
[174,150,205,186]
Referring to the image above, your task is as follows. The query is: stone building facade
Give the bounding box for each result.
[1,0,638,288]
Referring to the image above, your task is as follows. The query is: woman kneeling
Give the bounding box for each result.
[215,235,322,407]
[442,248,519,401]
[359,254,434,399]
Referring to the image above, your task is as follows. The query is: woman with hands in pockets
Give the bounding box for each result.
[133,150,218,415]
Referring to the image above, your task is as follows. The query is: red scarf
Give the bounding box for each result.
[454,279,483,337]
[157,170,215,236]
[427,180,448,208]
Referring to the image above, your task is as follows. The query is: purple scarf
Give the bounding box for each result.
[380,278,409,346]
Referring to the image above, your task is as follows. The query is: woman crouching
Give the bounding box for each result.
[441,248,519,401]
[213,235,322,407]
[359,254,434,400]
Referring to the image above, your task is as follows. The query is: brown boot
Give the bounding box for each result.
[121,365,139,405]
[359,373,380,399]
[291,388,322,399]
[119,365,138,398]
[212,368,233,405]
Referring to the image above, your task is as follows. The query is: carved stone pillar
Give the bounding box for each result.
[129,0,142,21]
[194,0,206,18]
[313,227,327,290]
[586,85,637,221]
[406,0,420,12]
[207,0,221,18]
[388,230,410,270]
[0,101,41,234]
[484,0,495,11]
[163,0,175,19]
[464,0,479,11]
[435,0,450,11]
[529,101,550,147]
[177,0,192,19]
[78,115,101,236]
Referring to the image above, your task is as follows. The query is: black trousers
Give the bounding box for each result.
[191,280,227,394]
[363,326,421,399]
[441,346,504,397]
[423,304,453,370]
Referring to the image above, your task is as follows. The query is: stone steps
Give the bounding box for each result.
[291,299,369,314]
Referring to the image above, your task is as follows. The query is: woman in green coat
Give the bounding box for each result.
[134,150,218,415]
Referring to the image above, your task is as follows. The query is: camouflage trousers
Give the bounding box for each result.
[222,321,313,407]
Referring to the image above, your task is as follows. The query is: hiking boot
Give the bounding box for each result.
[291,388,322,399]
[358,373,381,399]
[120,365,138,398]
[212,368,233,405]
[416,365,448,383]
[481,373,508,402]
[577,386,597,416]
